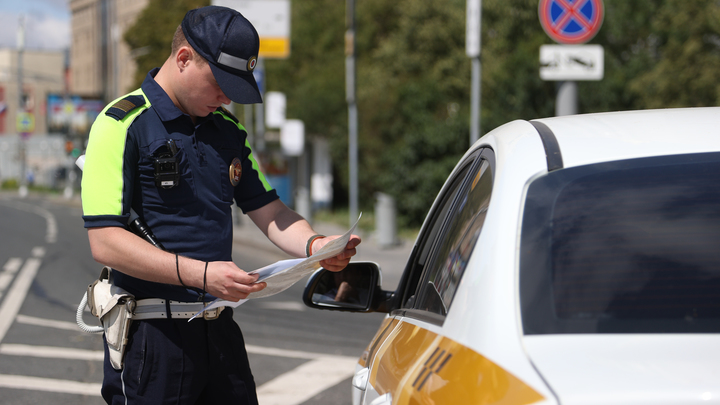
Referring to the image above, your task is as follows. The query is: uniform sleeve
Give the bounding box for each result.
[234,136,279,213]
[81,113,137,228]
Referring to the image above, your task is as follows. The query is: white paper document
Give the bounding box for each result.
[190,214,361,320]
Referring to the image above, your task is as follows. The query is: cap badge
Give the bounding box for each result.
[247,56,258,72]
[229,157,242,186]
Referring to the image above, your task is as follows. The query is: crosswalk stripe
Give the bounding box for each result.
[0,344,104,361]
[2,258,22,275]
[0,257,41,343]
[246,344,326,360]
[0,273,14,292]
[16,314,81,331]
[256,356,358,405]
[0,374,101,396]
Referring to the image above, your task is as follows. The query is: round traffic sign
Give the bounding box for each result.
[539,0,604,44]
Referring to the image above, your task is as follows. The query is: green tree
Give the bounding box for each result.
[628,0,720,107]
[124,0,210,90]
[581,0,664,112]
[355,0,471,225]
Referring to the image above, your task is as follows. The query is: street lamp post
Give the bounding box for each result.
[467,0,482,145]
[346,0,359,226]
[17,15,27,198]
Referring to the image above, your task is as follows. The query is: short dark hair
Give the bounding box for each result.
[171,25,207,65]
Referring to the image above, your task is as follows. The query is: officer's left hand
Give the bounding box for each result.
[315,235,362,272]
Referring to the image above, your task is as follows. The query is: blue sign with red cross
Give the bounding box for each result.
[539,0,604,44]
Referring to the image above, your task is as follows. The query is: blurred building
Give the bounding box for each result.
[0,0,150,136]
[69,0,149,102]
[0,48,65,135]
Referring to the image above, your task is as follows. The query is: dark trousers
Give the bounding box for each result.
[101,309,258,405]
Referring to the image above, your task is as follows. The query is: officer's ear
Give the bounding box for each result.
[176,46,193,71]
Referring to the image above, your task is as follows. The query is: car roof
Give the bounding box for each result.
[532,107,720,169]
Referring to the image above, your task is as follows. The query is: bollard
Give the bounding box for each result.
[295,186,312,225]
[375,192,398,248]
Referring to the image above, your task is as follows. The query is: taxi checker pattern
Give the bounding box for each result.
[359,318,544,404]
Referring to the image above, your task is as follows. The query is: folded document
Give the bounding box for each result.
[190,214,361,320]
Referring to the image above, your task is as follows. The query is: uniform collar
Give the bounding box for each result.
[142,68,190,123]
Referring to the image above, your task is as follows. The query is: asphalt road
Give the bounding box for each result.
[0,193,389,404]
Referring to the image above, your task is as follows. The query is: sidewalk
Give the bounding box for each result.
[232,216,414,291]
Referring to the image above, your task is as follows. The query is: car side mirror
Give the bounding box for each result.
[303,262,393,313]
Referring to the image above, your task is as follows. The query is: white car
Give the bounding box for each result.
[304,107,720,405]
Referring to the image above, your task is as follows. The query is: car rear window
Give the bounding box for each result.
[520,152,720,334]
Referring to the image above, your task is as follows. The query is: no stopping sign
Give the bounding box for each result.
[539,0,604,44]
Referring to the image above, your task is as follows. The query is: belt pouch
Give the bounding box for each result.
[87,266,135,370]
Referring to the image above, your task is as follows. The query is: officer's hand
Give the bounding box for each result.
[205,261,266,301]
[316,235,362,272]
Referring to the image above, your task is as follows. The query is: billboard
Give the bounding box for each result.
[47,94,105,135]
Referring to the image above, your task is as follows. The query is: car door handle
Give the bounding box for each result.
[369,392,392,405]
[352,367,369,391]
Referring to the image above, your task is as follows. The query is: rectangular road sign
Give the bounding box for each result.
[213,0,291,59]
[540,44,604,81]
[16,112,34,134]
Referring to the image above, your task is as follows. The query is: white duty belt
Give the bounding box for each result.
[133,298,224,320]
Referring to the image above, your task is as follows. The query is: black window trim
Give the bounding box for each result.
[529,120,564,172]
[395,147,496,326]
[390,308,446,326]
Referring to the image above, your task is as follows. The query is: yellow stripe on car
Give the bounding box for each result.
[366,321,544,405]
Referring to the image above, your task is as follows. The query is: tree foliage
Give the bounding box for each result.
[628,0,720,108]
[126,0,720,227]
[125,0,210,89]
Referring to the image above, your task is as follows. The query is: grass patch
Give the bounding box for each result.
[1,179,19,190]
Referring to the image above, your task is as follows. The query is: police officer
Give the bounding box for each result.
[81,6,361,404]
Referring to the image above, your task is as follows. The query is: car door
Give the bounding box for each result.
[354,148,534,405]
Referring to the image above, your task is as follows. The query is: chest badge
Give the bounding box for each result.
[229,157,242,186]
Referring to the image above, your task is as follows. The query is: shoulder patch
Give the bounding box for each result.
[217,106,239,124]
[105,95,146,121]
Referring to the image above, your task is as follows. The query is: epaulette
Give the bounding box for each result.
[105,95,146,121]
[217,106,239,124]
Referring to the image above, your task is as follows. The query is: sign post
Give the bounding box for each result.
[538,0,604,116]
[466,0,481,145]
[17,15,28,198]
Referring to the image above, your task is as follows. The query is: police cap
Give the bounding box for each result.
[182,6,262,104]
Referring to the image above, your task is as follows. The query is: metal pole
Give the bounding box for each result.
[100,0,110,103]
[111,1,119,100]
[467,0,482,145]
[17,15,27,198]
[346,0,359,226]
[470,57,481,144]
[254,58,266,152]
[556,81,578,116]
